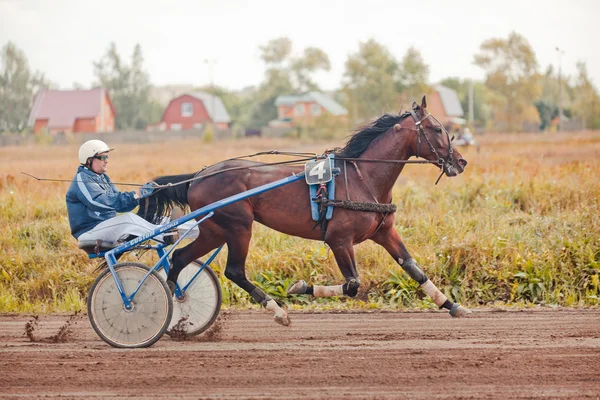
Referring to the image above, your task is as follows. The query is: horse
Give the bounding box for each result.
[138,96,471,325]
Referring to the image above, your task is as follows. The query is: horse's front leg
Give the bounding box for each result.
[224,224,291,326]
[288,239,361,298]
[370,226,471,317]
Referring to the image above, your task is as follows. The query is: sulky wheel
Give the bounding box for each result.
[88,262,173,348]
[160,261,222,337]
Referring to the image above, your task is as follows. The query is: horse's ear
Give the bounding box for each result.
[412,101,419,111]
[421,96,427,110]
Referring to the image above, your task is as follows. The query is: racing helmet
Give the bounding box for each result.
[78,140,114,165]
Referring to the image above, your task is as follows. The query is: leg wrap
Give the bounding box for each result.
[420,279,449,308]
[313,285,344,297]
[342,278,361,297]
[400,258,428,285]
[250,287,271,306]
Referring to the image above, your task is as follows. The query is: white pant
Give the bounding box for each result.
[78,213,200,244]
[78,213,164,243]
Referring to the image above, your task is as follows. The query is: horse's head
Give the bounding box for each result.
[408,96,467,177]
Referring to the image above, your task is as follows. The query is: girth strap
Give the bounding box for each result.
[314,199,396,214]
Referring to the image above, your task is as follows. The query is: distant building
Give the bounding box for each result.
[152,92,231,131]
[273,92,347,127]
[428,85,465,127]
[28,88,116,134]
[150,84,196,106]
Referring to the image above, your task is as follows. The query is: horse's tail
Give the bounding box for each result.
[137,172,197,224]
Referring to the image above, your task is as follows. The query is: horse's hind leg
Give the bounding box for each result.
[167,223,225,290]
[370,226,471,317]
[223,223,291,326]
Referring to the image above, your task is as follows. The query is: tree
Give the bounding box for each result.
[259,37,292,64]
[291,47,331,92]
[249,37,330,127]
[398,47,430,101]
[439,77,490,127]
[571,61,600,130]
[0,42,50,132]
[342,39,400,122]
[474,32,541,131]
[93,43,162,130]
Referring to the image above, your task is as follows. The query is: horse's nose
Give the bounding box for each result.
[458,158,467,171]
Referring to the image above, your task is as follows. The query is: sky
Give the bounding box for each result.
[1,0,599,92]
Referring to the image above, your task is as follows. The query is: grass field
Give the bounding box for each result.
[0,132,599,313]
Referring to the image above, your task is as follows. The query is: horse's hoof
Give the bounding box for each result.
[288,280,308,295]
[450,304,472,318]
[167,280,176,295]
[274,313,291,327]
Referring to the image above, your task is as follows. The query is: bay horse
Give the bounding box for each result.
[139,96,471,325]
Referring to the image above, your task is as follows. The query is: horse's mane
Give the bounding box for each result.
[335,112,412,158]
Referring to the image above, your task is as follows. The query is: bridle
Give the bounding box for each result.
[408,109,454,167]
[409,109,456,184]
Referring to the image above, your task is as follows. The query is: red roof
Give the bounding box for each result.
[28,88,115,128]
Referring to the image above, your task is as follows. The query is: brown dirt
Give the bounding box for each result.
[0,309,599,399]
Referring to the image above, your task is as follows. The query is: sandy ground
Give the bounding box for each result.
[0,309,599,399]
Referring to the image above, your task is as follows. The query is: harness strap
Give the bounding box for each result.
[350,161,378,203]
[344,160,350,201]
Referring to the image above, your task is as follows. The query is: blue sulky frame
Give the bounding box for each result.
[89,171,307,310]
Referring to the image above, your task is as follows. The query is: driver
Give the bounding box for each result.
[66,140,162,244]
[461,127,474,141]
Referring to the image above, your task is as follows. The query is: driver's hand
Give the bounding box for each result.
[139,181,158,199]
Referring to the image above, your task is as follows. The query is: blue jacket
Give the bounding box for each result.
[66,166,139,238]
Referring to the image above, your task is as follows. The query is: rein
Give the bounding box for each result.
[23,114,455,190]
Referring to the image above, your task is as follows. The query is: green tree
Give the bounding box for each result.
[572,61,600,129]
[250,37,330,127]
[535,66,559,130]
[249,68,294,128]
[439,77,490,126]
[259,37,292,64]
[0,42,50,132]
[93,43,162,130]
[342,39,400,122]
[398,47,430,101]
[291,47,331,92]
[474,32,541,131]
[198,84,256,133]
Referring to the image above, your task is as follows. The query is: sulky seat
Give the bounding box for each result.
[78,239,119,255]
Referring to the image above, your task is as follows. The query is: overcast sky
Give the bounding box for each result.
[1,0,598,92]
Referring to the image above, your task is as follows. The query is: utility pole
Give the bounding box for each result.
[556,47,565,132]
[204,59,217,127]
[468,79,474,126]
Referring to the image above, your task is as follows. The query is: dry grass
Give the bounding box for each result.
[0,132,599,312]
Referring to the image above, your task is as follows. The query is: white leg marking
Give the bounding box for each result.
[313,285,344,298]
[265,299,291,326]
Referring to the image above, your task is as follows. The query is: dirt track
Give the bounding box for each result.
[0,309,599,399]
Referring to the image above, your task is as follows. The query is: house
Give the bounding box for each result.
[150,84,196,106]
[154,92,231,131]
[426,85,465,127]
[273,92,347,126]
[28,88,115,134]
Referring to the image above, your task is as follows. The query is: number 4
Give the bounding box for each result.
[309,161,326,180]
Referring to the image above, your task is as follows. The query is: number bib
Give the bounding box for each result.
[305,158,333,185]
